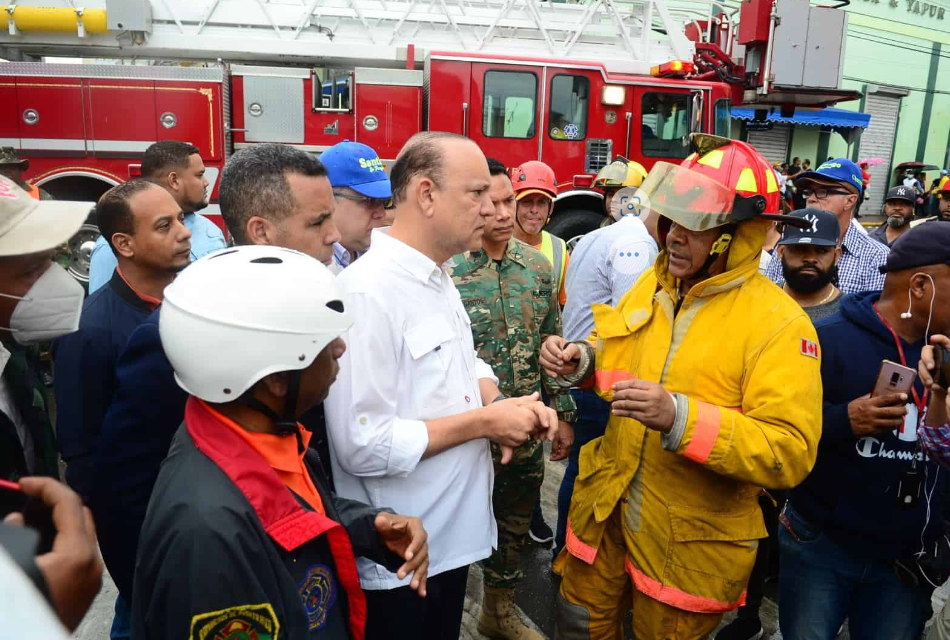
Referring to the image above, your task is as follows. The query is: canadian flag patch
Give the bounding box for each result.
[800,338,819,360]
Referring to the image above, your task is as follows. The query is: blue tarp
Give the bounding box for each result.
[731,107,871,129]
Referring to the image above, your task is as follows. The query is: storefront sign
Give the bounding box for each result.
[858,0,944,21]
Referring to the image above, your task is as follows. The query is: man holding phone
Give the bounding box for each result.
[779,222,950,640]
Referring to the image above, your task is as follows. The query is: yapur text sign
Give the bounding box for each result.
[858,0,945,21]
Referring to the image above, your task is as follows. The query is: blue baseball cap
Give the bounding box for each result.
[793,157,864,197]
[319,141,391,199]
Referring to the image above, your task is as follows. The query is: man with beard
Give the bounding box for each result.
[764,158,889,294]
[937,182,950,222]
[88,141,225,293]
[870,186,916,247]
[451,157,576,640]
[779,208,843,321]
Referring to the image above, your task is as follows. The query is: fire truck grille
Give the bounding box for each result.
[585,139,613,174]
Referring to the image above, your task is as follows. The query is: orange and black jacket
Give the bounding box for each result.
[131,398,402,640]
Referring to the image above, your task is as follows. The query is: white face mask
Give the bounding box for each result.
[0,264,84,344]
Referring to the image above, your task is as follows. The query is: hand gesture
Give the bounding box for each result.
[550,421,575,461]
[611,380,676,433]
[483,392,559,464]
[374,512,429,596]
[4,477,102,631]
[540,336,580,378]
[848,393,908,437]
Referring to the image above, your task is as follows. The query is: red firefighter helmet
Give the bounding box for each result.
[641,134,807,251]
[510,161,557,201]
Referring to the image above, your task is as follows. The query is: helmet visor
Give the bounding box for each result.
[594,162,630,188]
[638,161,736,232]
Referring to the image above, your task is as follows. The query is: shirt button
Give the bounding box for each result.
[359,416,368,425]
[465,395,471,403]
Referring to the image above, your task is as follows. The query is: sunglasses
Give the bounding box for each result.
[333,191,394,210]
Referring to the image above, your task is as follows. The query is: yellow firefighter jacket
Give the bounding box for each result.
[563,219,822,613]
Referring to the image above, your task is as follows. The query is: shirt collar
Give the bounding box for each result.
[333,242,359,268]
[371,228,444,284]
[841,218,863,256]
[197,399,312,474]
[113,268,162,311]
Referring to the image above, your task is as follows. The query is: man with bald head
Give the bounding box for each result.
[324,132,559,640]
[764,158,889,293]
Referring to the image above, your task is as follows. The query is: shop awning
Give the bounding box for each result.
[731,107,871,130]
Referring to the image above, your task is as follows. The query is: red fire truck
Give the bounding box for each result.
[0,0,858,281]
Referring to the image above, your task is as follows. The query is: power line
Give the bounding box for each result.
[843,75,950,95]
[847,32,949,58]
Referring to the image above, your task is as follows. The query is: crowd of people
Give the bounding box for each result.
[0,131,949,640]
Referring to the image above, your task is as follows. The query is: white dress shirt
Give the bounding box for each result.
[325,228,498,590]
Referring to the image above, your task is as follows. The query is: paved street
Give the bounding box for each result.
[73,442,950,639]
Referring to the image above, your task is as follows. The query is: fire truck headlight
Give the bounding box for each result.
[601,85,626,106]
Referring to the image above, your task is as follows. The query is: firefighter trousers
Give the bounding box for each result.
[553,507,723,640]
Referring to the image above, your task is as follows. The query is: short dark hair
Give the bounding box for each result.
[97,180,162,254]
[219,143,328,245]
[485,157,508,178]
[142,141,201,181]
[390,131,470,205]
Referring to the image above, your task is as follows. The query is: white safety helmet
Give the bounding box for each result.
[160,245,352,404]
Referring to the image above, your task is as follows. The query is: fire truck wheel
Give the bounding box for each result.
[65,211,100,287]
[544,208,605,252]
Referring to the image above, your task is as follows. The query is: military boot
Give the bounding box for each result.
[478,586,545,640]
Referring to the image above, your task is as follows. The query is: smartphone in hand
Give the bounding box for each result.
[872,360,917,398]
[0,479,56,553]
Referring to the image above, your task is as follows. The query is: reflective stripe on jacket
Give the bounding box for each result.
[565,219,823,612]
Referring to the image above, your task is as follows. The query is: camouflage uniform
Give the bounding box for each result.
[451,238,576,588]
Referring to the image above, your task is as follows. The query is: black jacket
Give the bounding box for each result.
[132,398,402,640]
[0,342,58,481]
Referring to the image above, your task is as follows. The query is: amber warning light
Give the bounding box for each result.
[650,61,695,78]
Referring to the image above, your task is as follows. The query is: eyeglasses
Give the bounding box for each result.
[799,188,853,200]
[333,191,394,210]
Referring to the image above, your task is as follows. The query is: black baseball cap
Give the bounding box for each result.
[885,185,915,204]
[880,221,950,273]
[776,208,840,247]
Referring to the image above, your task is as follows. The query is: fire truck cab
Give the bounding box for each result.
[0,0,860,280]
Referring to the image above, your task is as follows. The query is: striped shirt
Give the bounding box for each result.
[765,218,889,294]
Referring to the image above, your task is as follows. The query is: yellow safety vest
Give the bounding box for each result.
[538,230,567,297]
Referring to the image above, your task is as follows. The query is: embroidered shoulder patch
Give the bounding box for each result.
[189,603,279,640]
[800,338,819,360]
[299,563,337,631]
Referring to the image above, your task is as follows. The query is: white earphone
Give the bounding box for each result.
[901,273,936,343]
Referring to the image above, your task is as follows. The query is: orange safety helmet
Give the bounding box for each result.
[510,161,557,201]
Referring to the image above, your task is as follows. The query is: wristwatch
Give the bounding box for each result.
[557,410,578,423]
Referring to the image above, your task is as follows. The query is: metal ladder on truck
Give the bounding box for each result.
[1,0,745,75]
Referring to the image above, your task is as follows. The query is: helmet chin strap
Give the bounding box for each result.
[689,228,734,284]
[238,371,305,451]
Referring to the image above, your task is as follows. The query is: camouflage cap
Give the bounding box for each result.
[0,147,28,168]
